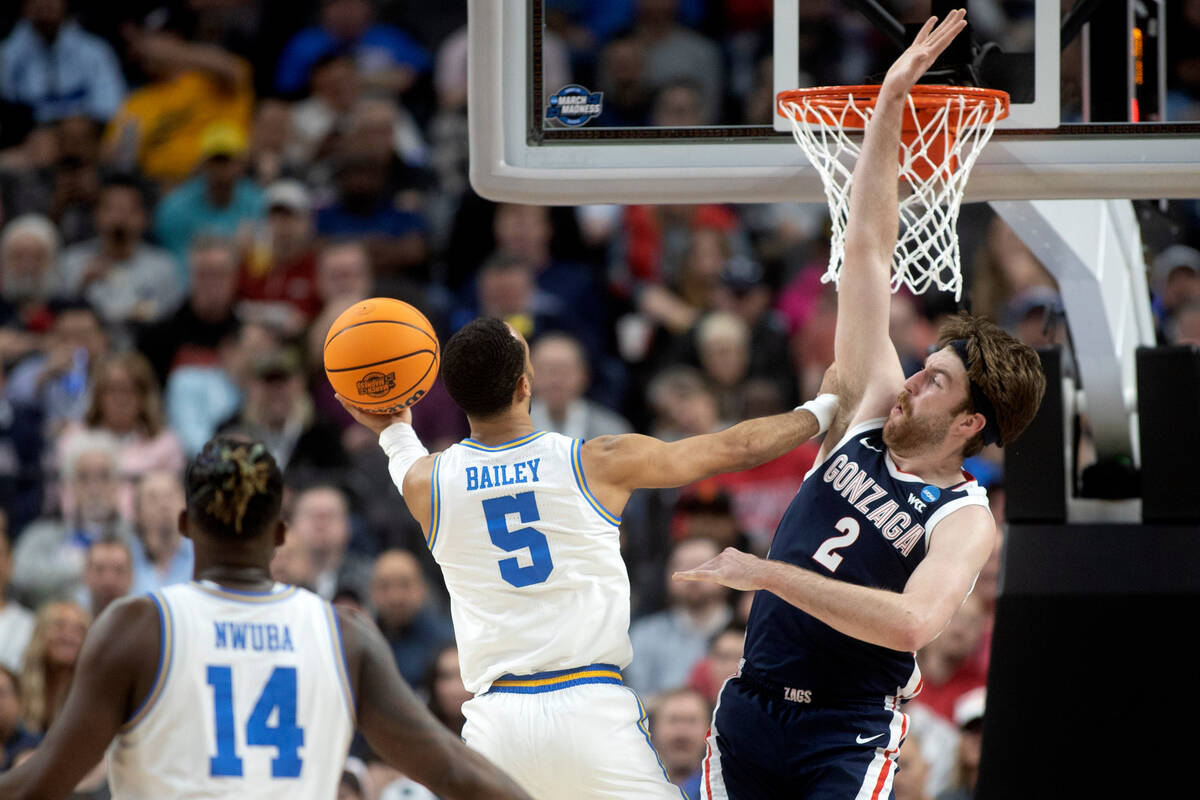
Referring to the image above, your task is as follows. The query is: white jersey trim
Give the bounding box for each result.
[120,591,174,733]
[805,417,887,481]
[322,603,356,723]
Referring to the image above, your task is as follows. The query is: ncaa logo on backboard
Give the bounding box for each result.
[920,485,941,504]
[356,371,396,398]
[546,84,604,127]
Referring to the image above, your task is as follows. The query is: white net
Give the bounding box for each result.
[779,88,1007,300]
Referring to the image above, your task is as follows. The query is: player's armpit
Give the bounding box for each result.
[0,596,160,800]
[335,607,533,800]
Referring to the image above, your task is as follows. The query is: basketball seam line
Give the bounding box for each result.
[323,318,438,351]
[325,350,438,373]
[338,354,439,404]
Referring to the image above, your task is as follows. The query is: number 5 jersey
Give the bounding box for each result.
[422,431,632,694]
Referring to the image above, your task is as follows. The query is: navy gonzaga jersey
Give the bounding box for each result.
[743,418,989,703]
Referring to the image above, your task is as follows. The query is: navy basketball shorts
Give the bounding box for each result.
[701,671,910,800]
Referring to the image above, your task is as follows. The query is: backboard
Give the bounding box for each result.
[469,0,1200,204]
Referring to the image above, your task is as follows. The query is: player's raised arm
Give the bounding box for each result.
[0,597,160,800]
[835,10,968,424]
[336,607,534,800]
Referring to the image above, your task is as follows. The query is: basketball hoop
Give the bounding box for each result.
[777,85,1009,300]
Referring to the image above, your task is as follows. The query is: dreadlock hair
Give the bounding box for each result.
[185,436,283,538]
[935,312,1047,458]
[441,317,528,419]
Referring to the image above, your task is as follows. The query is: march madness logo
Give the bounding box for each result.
[356,371,396,397]
[546,84,604,127]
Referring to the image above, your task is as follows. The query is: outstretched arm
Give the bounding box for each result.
[673,503,994,652]
[337,607,533,800]
[834,10,969,427]
[0,598,159,800]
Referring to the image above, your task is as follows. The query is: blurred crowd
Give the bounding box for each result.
[1,1,1199,799]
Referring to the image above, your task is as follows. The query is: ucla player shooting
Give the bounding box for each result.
[337,316,837,800]
[673,11,1047,800]
[0,437,532,800]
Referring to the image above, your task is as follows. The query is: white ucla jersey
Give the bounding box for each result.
[427,430,632,694]
[107,581,355,800]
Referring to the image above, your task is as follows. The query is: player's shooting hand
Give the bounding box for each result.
[882,9,968,95]
[673,547,766,592]
[336,393,413,435]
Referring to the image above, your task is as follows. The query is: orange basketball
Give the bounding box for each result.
[324,297,440,414]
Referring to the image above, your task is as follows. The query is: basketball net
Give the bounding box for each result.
[777,85,1009,301]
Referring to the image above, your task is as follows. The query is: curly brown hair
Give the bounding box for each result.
[936,312,1047,458]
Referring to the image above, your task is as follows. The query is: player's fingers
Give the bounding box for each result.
[913,15,938,44]
[673,569,718,583]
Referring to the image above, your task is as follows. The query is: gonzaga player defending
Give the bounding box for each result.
[338,317,838,799]
[675,12,1047,800]
[0,437,532,800]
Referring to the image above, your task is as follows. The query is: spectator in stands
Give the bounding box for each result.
[650,79,711,126]
[369,549,453,690]
[633,0,722,114]
[217,348,348,482]
[289,484,372,602]
[0,0,126,124]
[239,180,322,333]
[451,253,576,346]
[1150,244,1200,328]
[0,519,35,673]
[4,301,106,437]
[11,431,133,608]
[270,529,320,592]
[686,621,744,705]
[0,214,59,332]
[711,255,794,402]
[103,23,254,185]
[895,732,936,800]
[649,687,711,799]
[530,332,632,440]
[316,150,427,276]
[153,121,264,266]
[165,321,278,458]
[137,235,242,384]
[594,36,652,126]
[57,174,181,326]
[1,666,40,771]
[287,51,361,168]
[18,599,89,733]
[695,310,753,421]
[274,0,432,99]
[914,593,990,724]
[55,352,186,519]
[1168,299,1200,347]
[77,535,132,617]
[626,536,732,695]
[424,643,470,735]
[0,366,44,535]
[128,470,191,595]
[937,689,986,800]
[245,97,293,187]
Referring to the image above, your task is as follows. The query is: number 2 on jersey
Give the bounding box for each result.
[813,516,860,573]
[206,665,304,778]
[482,491,554,587]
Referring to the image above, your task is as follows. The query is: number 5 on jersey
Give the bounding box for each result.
[482,491,555,587]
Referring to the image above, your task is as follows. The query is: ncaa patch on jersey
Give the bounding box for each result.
[545,84,604,127]
[920,485,941,503]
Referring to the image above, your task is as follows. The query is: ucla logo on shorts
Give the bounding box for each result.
[357,371,396,397]
[545,84,604,127]
[920,485,941,503]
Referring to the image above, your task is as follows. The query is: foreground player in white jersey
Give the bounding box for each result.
[338,317,838,799]
[0,437,532,800]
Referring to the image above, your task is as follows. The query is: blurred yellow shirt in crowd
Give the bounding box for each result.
[102,64,254,184]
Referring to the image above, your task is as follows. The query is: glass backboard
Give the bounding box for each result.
[469,0,1200,204]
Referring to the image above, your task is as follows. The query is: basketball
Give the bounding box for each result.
[324,297,440,413]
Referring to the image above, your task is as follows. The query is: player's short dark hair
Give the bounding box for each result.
[185,436,283,538]
[936,312,1047,457]
[441,317,527,419]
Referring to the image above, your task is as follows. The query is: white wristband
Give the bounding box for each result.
[795,393,838,436]
[378,421,429,495]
